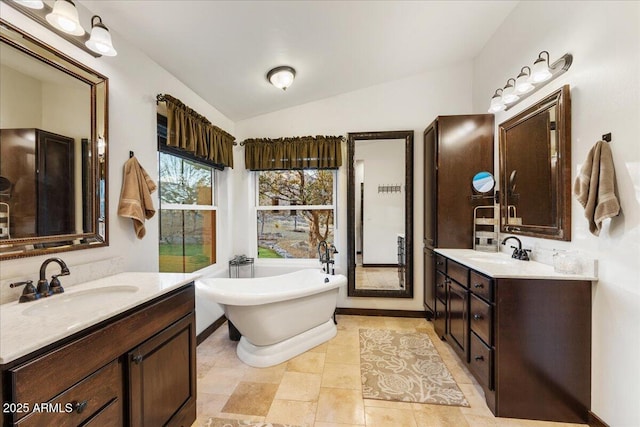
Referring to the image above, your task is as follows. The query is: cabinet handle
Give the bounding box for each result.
[473,314,483,320]
[437,284,444,288]
[474,355,484,361]
[436,261,444,266]
[73,400,88,414]
[474,283,484,288]
[132,354,143,364]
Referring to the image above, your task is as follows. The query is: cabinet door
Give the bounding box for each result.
[423,248,435,315]
[128,313,196,427]
[447,280,469,362]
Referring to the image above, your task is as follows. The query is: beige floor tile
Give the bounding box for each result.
[325,343,360,365]
[308,341,329,353]
[365,406,418,427]
[412,404,470,427]
[321,362,362,390]
[462,414,499,426]
[364,399,414,410]
[199,367,246,395]
[313,423,364,427]
[286,351,326,374]
[495,417,588,427]
[275,371,322,401]
[265,399,317,426]
[315,387,365,425]
[241,363,288,384]
[458,383,494,417]
[329,329,360,347]
[195,392,229,417]
[221,381,279,416]
[212,413,266,423]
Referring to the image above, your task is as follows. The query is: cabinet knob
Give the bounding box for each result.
[436,261,444,266]
[132,354,143,364]
[473,314,483,320]
[437,284,444,288]
[73,400,88,414]
[474,283,484,288]
[474,355,484,361]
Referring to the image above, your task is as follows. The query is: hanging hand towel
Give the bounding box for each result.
[118,156,157,239]
[573,140,620,236]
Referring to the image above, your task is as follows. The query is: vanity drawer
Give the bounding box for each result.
[435,254,446,272]
[435,270,447,302]
[469,331,493,390]
[470,293,492,345]
[15,359,123,426]
[470,270,493,302]
[447,260,469,288]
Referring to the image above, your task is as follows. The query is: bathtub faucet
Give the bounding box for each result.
[317,240,337,275]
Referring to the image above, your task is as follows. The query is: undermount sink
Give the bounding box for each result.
[22,285,139,317]
[467,256,516,265]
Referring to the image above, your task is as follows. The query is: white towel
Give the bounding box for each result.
[117,156,157,239]
[574,141,620,236]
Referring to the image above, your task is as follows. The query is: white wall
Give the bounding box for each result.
[0,65,42,128]
[235,61,474,310]
[0,4,232,329]
[472,2,640,425]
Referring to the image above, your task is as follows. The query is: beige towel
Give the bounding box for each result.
[118,156,157,239]
[574,141,620,236]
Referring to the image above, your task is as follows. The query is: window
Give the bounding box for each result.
[158,116,217,273]
[256,170,335,259]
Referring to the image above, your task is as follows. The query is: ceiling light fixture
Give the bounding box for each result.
[46,0,84,36]
[85,15,117,56]
[488,50,572,113]
[267,66,296,91]
[11,0,44,9]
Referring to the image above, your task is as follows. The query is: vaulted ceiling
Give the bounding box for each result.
[83,1,518,121]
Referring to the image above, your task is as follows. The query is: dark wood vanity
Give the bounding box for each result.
[0,283,196,427]
[434,251,591,423]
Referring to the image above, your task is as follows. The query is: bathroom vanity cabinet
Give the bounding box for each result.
[0,283,196,427]
[434,251,592,423]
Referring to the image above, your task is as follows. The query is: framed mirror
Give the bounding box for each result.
[347,131,413,298]
[0,20,108,259]
[499,85,571,240]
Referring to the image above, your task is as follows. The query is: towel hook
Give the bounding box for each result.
[129,151,134,158]
[602,133,612,142]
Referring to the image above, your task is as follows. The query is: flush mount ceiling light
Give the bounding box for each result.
[267,66,296,91]
[46,0,84,36]
[488,50,572,113]
[85,15,117,56]
[11,0,44,9]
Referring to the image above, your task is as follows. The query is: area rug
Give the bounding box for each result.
[359,328,469,407]
[200,418,300,427]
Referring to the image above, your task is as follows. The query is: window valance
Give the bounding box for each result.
[243,135,343,171]
[158,93,234,169]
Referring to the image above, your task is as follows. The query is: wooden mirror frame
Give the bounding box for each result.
[0,20,109,260]
[499,85,571,240]
[346,130,413,298]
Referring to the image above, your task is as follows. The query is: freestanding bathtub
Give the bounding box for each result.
[198,269,347,367]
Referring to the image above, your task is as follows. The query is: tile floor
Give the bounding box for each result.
[193,315,588,427]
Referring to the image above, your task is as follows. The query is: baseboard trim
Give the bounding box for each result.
[196,315,227,345]
[335,308,426,318]
[361,263,397,268]
[588,411,609,427]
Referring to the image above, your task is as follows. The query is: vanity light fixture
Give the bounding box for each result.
[488,89,505,113]
[11,0,43,9]
[267,66,296,91]
[85,15,117,56]
[487,50,572,112]
[515,66,535,94]
[3,0,118,58]
[46,0,84,36]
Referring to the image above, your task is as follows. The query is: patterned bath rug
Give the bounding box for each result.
[200,418,300,427]
[359,328,469,407]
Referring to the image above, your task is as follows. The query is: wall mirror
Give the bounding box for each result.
[499,85,571,240]
[347,130,413,298]
[0,20,108,260]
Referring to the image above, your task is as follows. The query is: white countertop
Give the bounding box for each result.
[0,272,198,365]
[434,249,598,281]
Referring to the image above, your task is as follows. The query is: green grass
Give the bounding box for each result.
[160,243,208,257]
[159,243,212,272]
[258,246,283,258]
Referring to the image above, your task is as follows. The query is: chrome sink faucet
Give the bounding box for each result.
[501,236,531,261]
[10,257,70,303]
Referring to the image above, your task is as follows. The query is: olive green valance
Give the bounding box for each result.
[244,135,343,171]
[159,94,234,169]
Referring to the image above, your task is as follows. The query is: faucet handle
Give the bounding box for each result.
[50,274,65,294]
[10,280,39,303]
